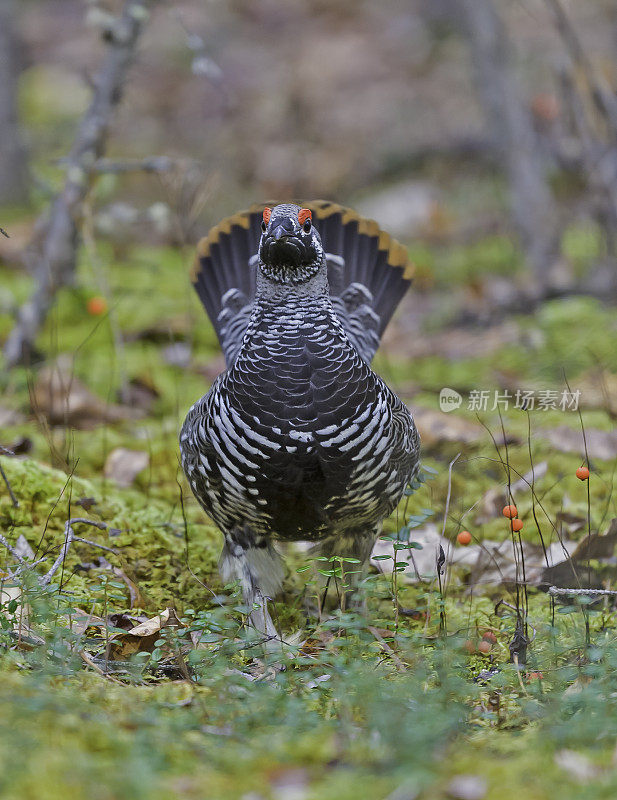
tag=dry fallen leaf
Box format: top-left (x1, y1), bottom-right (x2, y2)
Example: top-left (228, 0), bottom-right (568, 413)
top-left (475, 463), bottom-right (548, 524)
top-left (554, 750), bottom-right (599, 782)
top-left (104, 447), bottom-right (149, 488)
top-left (32, 355), bottom-right (142, 429)
top-left (537, 426), bottom-right (617, 461)
top-left (413, 407), bottom-right (486, 447)
top-left (120, 377), bottom-right (160, 413)
top-left (388, 321), bottom-right (521, 361)
top-left (446, 774), bottom-right (487, 800)
top-left (106, 607), bottom-right (184, 660)
top-left (66, 607), bottom-right (107, 636)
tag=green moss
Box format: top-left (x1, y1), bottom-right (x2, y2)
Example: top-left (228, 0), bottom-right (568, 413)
top-left (0, 457), bottom-right (220, 613)
top-left (1, 226), bottom-right (617, 798)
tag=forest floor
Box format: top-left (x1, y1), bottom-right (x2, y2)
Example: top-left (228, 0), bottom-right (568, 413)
top-left (1, 226), bottom-right (617, 800)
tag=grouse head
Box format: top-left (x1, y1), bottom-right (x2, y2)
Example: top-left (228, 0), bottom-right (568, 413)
top-left (258, 203), bottom-right (324, 284)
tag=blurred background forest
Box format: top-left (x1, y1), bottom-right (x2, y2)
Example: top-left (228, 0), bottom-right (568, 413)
top-left (2, 2), bottom-right (617, 799)
top-left (3, 0), bottom-right (617, 352)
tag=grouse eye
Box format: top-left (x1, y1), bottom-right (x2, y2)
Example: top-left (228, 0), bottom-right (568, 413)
top-left (303, 218), bottom-right (312, 233)
top-left (261, 219), bottom-right (267, 233)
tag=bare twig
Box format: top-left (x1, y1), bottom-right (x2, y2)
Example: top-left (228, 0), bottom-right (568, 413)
top-left (367, 626), bottom-right (407, 673)
top-left (79, 649), bottom-right (123, 684)
top-left (39, 518), bottom-right (109, 587)
top-left (0, 457), bottom-right (19, 508)
top-left (73, 537), bottom-right (118, 555)
top-left (0, 531), bottom-right (26, 564)
top-left (4, 0), bottom-right (157, 367)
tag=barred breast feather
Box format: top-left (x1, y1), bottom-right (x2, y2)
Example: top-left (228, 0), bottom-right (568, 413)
top-left (180, 201), bottom-right (419, 629)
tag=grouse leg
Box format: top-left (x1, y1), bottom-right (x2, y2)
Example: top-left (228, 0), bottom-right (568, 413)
top-left (219, 526), bottom-right (285, 641)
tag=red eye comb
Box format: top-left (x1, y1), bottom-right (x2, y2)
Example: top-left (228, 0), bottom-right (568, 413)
top-left (263, 207), bottom-right (272, 224)
top-left (298, 208), bottom-right (312, 225)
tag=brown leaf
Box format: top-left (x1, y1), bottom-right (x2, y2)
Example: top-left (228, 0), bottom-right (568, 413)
top-left (107, 612), bottom-right (149, 631)
top-left (555, 510), bottom-right (587, 535)
top-left (106, 607), bottom-right (183, 660)
top-left (104, 447), bottom-right (149, 488)
top-left (537, 426), bottom-right (617, 461)
top-left (389, 320), bottom-right (521, 361)
top-left (124, 318), bottom-right (189, 344)
top-left (32, 355), bottom-right (142, 429)
top-left (446, 774), bottom-right (487, 800)
top-left (571, 521), bottom-right (617, 561)
top-left (476, 463), bottom-right (548, 524)
top-left (0, 407), bottom-right (25, 428)
top-left (554, 750), bottom-right (599, 782)
top-left (573, 369), bottom-right (617, 416)
top-left (413, 407), bottom-right (485, 447)
top-left (66, 607), bottom-right (107, 636)
top-left (0, 436), bottom-right (32, 455)
top-left (119, 377), bottom-right (160, 412)
top-left (75, 496), bottom-right (98, 511)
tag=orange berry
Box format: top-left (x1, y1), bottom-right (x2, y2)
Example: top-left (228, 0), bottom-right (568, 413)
top-left (576, 466), bottom-right (590, 481)
top-left (87, 296), bottom-right (107, 315)
top-left (526, 671), bottom-right (543, 681)
top-left (478, 640), bottom-right (492, 654)
top-left (463, 640), bottom-right (476, 654)
top-left (457, 530), bottom-right (472, 546)
top-left (510, 518), bottom-right (524, 532)
top-left (482, 631), bottom-right (497, 644)
top-left (502, 504), bottom-right (518, 519)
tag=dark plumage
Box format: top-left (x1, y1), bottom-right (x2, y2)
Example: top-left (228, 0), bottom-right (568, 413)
top-left (180, 201), bottom-right (419, 636)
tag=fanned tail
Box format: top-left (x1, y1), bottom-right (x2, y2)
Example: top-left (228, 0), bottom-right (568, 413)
top-left (191, 201), bottom-right (414, 364)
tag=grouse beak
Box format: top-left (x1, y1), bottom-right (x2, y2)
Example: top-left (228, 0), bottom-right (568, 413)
top-left (271, 222), bottom-right (295, 242)
top-left (263, 219), bottom-right (305, 267)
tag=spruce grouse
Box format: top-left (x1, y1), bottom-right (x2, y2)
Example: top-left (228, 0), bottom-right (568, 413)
top-left (180, 202), bottom-right (419, 636)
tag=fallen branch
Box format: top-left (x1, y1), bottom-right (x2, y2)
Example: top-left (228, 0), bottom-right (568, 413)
top-left (3, 0), bottom-right (157, 367)
top-left (548, 586), bottom-right (617, 598)
top-left (0, 517), bottom-right (114, 587)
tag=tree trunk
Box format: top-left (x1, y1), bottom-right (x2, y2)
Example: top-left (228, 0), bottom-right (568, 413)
top-left (0, 0), bottom-right (28, 205)
top-left (457, 0), bottom-right (561, 294)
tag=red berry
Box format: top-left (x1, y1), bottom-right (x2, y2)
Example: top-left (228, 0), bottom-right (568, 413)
top-left (510, 518), bottom-right (524, 532)
top-left (527, 671), bottom-right (543, 681)
top-left (478, 640), bottom-right (492, 654)
top-left (502, 504), bottom-right (518, 519)
top-left (576, 466), bottom-right (590, 481)
top-left (87, 296), bottom-right (107, 316)
top-left (457, 530), bottom-right (472, 546)
top-left (482, 631), bottom-right (497, 644)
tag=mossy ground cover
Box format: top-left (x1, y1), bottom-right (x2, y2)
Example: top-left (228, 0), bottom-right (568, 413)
top-left (1, 229), bottom-right (617, 799)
